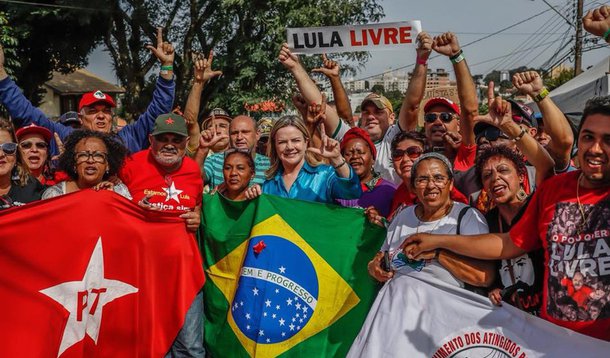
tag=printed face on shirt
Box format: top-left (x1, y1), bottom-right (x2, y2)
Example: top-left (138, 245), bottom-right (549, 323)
top-left (413, 159), bottom-right (453, 210)
top-left (74, 137), bottom-right (108, 188)
top-left (424, 104), bottom-right (459, 146)
top-left (480, 155), bottom-right (524, 205)
top-left (342, 137), bottom-right (373, 180)
top-left (274, 125), bottom-right (308, 169)
top-left (223, 152), bottom-right (254, 198)
top-left (18, 133), bottom-right (48, 173)
top-left (0, 130), bottom-right (16, 178)
top-left (577, 113), bottom-right (610, 187)
top-left (79, 104), bottom-right (113, 133)
top-left (230, 116), bottom-right (259, 150)
top-left (391, 139), bottom-right (424, 182)
top-left (150, 133), bottom-right (188, 171)
top-left (359, 103), bottom-right (393, 142)
top-left (499, 254), bottom-right (535, 287)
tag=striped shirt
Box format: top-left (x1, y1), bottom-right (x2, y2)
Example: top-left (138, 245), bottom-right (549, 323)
top-left (203, 152), bottom-right (270, 189)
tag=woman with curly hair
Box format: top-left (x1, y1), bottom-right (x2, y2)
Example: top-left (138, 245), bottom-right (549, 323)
top-left (0, 118), bottom-right (44, 210)
top-left (42, 130), bottom-right (131, 199)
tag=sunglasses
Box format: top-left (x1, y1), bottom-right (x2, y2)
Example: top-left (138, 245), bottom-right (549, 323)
top-left (391, 146), bottom-right (423, 160)
top-left (19, 141), bottom-right (49, 150)
top-left (424, 112), bottom-right (455, 123)
top-left (476, 127), bottom-right (510, 142)
top-left (0, 142), bottom-right (17, 155)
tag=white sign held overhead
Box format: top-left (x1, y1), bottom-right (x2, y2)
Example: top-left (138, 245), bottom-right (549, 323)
top-left (287, 21), bottom-right (422, 55)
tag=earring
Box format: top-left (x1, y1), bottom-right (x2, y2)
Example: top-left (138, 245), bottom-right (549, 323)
top-left (516, 186), bottom-right (527, 201)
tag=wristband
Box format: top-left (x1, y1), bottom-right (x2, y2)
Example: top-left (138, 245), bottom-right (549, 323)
top-left (333, 159), bottom-right (347, 170)
top-left (416, 56), bottom-right (428, 66)
top-left (449, 49), bottom-right (464, 64)
top-left (512, 127), bottom-right (527, 143)
top-left (160, 65), bottom-right (173, 75)
top-left (533, 87), bottom-right (549, 103)
top-left (603, 28), bottom-right (610, 42)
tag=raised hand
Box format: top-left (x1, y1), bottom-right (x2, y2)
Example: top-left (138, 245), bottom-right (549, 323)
top-left (311, 54), bottom-right (340, 78)
top-left (443, 129), bottom-right (462, 151)
top-left (291, 93), bottom-right (309, 120)
top-left (278, 43), bottom-right (300, 70)
top-left (199, 118), bottom-right (229, 150)
top-left (477, 82), bottom-right (511, 129)
top-left (306, 122), bottom-right (341, 162)
top-left (194, 50), bottom-right (222, 84)
top-left (512, 71), bottom-right (544, 97)
top-left (146, 27), bottom-right (174, 66)
top-left (305, 93), bottom-right (327, 126)
top-left (416, 31), bottom-right (433, 62)
top-left (582, 5), bottom-right (610, 37)
top-left (432, 32), bottom-right (461, 57)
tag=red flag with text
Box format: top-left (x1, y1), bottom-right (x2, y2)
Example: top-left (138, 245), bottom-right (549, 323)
top-left (0, 190), bottom-right (205, 357)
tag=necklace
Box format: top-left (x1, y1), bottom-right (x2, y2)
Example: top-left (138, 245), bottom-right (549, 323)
top-left (415, 202), bottom-right (454, 234)
top-left (576, 173), bottom-right (589, 235)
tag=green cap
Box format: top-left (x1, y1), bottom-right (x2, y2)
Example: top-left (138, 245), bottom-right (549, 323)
top-left (151, 113), bottom-right (188, 137)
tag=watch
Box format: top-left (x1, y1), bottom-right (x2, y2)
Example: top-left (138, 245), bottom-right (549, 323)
top-left (534, 87), bottom-right (549, 103)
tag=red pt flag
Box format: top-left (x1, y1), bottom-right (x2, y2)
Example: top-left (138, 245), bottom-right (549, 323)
top-left (0, 190), bottom-right (204, 357)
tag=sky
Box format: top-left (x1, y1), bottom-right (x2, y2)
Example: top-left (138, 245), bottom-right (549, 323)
top-left (86, 0), bottom-right (609, 84)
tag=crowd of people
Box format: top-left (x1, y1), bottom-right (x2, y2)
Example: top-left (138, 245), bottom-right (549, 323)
top-left (0, 4), bottom-right (609, 356)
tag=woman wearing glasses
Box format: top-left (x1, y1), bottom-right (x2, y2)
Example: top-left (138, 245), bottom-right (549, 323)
top-left (354, 152), bottom-right (493, 354)
top-left (0, 118), bottom-right (44, 210)
top-left (15, 124), bottom-right (58, 185)
top-left (388, 131), bottom-right (468, 217)
top-left (42, 130), bottom-right (131, 199)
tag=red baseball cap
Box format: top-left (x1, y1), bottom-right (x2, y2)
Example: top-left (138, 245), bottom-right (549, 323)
top-left (15, 124), bottom-right (52, 143)
top-left (424, 97), bottom-right (461, 115)
top-left (340, 127), bottom-right (377, 160)
top-left (78, 90), bottom-right (116, 111)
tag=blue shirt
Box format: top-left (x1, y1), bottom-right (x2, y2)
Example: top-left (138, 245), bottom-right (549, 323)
top-left (0, 76), bottom-right (175, 156)
top-left (262, 162), bottom-right (362, 204)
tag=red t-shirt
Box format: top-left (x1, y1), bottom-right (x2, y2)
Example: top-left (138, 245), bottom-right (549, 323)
top-left (453, 143), bottom-right (476, 172)
top-left (389, 183), bottom-right (468, 217)
top-left (510, 170), bottom-right (610, 341)
top-left (120, 149), bottom-right (203, 213)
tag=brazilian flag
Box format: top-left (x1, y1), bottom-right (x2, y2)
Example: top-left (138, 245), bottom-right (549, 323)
top-left (200, 194), bottom-right (385, 357)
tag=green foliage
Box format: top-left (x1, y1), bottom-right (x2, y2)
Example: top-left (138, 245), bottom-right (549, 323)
top-left (105, 0), bottom-right (383, 118)
top-left (543, 68), bottom-right (574, 91)
top-left (0, 2), bottom-right (111, 106)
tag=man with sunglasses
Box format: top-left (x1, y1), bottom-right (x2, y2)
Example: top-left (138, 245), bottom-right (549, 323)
top-left (119, 112), bottom-right (204, 357)
top-left (0, 28), bottom-right (176, 157)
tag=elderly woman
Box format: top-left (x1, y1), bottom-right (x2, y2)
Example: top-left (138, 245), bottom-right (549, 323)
top-left (15, 124), bottom-right (59, 185)
top-left (0, 118), bottom-right (44, 210)
top-left (42, 130), bottom-right (130, 199)
top-left (337, 127), bottom-right (397, 217)
top-left (248, 115), bottom-right (361, 204)
top-left (217, 148), bottom-right (256, 201)
top-left (476, 146), bottom-right (547, 314)
top-left (350, 153), bottom-right (493, 355)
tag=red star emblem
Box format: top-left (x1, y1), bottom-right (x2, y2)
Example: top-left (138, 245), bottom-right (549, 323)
top-left (165, 118), bottom-right (174, 124)
top-left (253, 240), bottom-right (266, 255)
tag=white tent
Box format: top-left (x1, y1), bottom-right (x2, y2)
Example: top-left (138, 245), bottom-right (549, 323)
top-left (528, 56), bottom-right (610, 118)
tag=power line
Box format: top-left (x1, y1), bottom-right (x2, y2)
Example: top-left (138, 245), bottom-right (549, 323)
top-left (0, 0), bottom-right (101, 11)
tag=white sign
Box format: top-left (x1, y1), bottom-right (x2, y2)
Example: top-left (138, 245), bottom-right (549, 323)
top-left (287, 21), bottom-right (422, 55)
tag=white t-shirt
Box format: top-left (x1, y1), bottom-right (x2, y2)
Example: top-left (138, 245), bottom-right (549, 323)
top-left (381, 201), bottom-right (489, 287)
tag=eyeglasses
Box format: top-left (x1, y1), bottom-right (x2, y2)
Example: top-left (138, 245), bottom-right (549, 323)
top-left (476, 127), bottom-right (510, 142)
top-left (414, 174), bottom-right (449, 188)
top-left (0, 142), bottom-right (17, 155)
top-left (392, 146), bottom-right (423, 160)
top-left (19, 141), bottom-right (48, 150)
top-left (424, 112), bottom-right (455, 123)
top-left (75, 151), bottom-right (108, 163)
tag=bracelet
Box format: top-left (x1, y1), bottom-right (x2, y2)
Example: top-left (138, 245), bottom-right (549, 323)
top-left (333, 159), bottom-right (347, 170)
top-left (416, 56), bottom-right (428, 66)
top-left (160, 65), bottom-right (173, 75)
top-left (512, 127), bottom-right (527, 143)
top-left (603, 28), bottom-right (610, 42)
top-left (449, 49), bottom-right (464, 64)
top-left (534, 87), bottom-right (549, 102)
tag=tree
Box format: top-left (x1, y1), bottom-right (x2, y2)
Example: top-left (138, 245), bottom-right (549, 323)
top-left (0, 2), bottom-right (111, 105)
top-left (543, 68), bottom-right (574, 91)
top-left (104, 0), bottom-right (383, 119)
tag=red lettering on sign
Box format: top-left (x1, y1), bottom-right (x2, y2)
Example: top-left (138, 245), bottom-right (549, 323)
top-left (77, 290), bottom-right (88, 321)
top-left (368, 28), bottom-right (382, 45)
top-left (384, 27), bottom-right (398, 44)
top-left (350, 30), bottom-right (362, 46)
top-left (89, 288), bottom-right (107, 315)
top-left (400, 26), bottom-right (412, 43)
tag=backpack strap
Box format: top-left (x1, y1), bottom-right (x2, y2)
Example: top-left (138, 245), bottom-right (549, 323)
top-left (456, 206), bottom-right (470, 235)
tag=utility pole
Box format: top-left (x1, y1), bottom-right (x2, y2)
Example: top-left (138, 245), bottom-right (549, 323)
top-left (574, 0), bottom-right (584, 76)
